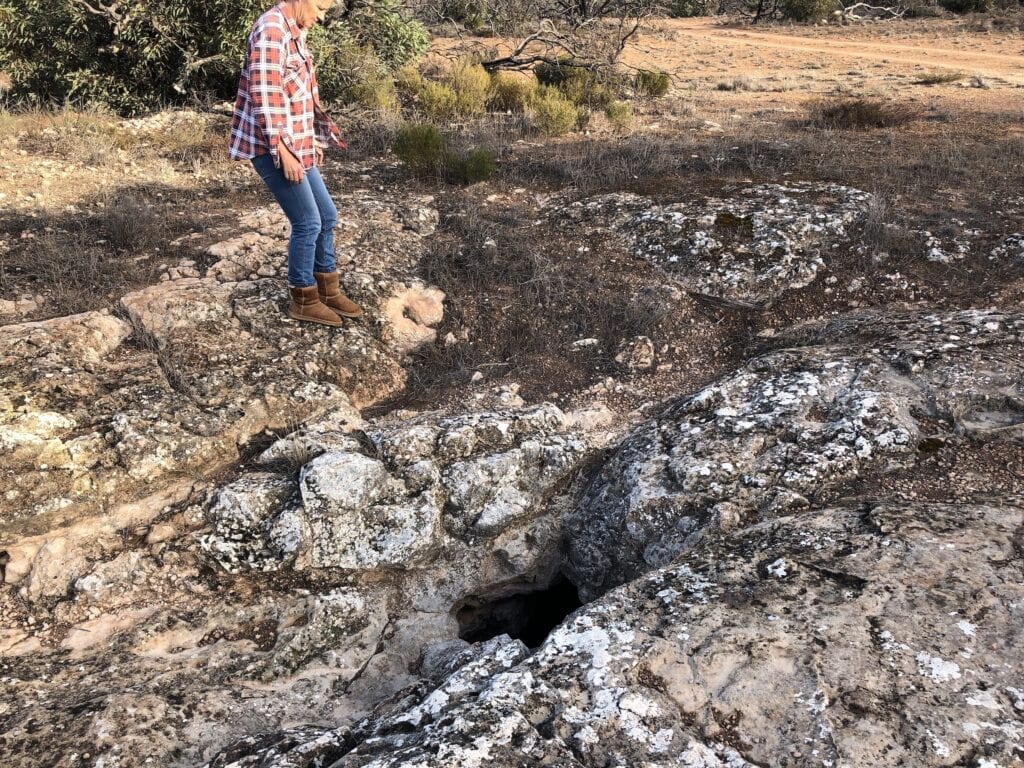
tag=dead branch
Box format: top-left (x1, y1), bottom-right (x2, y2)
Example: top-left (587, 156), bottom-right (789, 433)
top-left (838, 1), bottom-right (905, 17)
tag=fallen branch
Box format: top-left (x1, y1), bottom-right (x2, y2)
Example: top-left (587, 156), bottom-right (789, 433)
top-left (838, 2), bottom-right (905, 19)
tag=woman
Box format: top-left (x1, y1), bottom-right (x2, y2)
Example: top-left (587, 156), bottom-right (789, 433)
top-left (229, 0), bottom-right (363, 327)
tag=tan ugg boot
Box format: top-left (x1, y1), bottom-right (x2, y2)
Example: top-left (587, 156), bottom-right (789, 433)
top-left (288, 285), bottom-right (342, 327)
top-left (314, 271), bottom-right (364, 318)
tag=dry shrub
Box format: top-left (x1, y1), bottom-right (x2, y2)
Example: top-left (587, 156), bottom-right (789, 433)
top-left (449, 59), bottom-right (491, 116)
top-left (347, 69), bottom-right (400, 111)
top-left (915, 71), bottom-right (965, 85)
top-left (100, 191), bottom-right (165, 252)
top-left (806, 98), bottom-right (920, 130)
top-left (418, 80), bottom-right (460, 118)
top-left (0, 224), bottom-right (159, 316)
top-left (408, 59), bottom-right (490, 119)
top-left (395, 64), bottom-right (426, 95)
top-left (141, 120), bottom-right (230, 167)
top-left (405, 200), bottom-right (664, 398)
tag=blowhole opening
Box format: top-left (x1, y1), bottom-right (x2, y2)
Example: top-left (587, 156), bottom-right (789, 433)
top-left (455, 576), bottom-right (583, 649)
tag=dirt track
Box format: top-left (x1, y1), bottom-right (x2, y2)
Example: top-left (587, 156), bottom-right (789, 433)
top-left (644, 18), bottom-right (1024, 85)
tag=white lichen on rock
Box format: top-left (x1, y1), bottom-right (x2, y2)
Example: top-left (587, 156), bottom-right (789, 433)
top-left (549, 183), bottom-right (872, 304)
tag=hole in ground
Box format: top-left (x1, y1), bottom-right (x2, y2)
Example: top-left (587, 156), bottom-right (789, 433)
top-left (454, 576), bottom-right (583, 649)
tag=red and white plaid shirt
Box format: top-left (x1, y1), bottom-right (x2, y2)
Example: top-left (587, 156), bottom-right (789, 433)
top-left (229, 2), bottom-right (346, 169)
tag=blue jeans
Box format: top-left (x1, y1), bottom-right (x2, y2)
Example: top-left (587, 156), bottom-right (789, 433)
top-left (251, 154), bottom-right (337, 288)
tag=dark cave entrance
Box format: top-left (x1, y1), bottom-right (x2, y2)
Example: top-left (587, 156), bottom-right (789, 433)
top-left (454, 576), bottom-right (584, 649)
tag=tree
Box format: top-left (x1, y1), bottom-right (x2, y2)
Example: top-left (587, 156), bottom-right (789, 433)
top-left (0, 0), bottom-right (428, 114)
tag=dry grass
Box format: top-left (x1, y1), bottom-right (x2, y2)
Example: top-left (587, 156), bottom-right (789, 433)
top-left (399, 197), bottom-right (671, 401)
top-left (100, 190), bottom-right (167, 252)
top-left (914, 70), bottom-right (966, 85)
top-left (0, 226), bottom-right (158, 315)
top-left (0, 184), bottom-right (214, 316)
top-left (806, 97), bottom-right (921, 130)
top-left (8, 105), bottom-right (124, 166)
top-left (3, 106), bottom-right (231, 171)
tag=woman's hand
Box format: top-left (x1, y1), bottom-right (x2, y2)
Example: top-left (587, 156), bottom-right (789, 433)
top-left (280, 144), bottom-right (305, 183)
top-left (315, 143), bottom-right (324, 166)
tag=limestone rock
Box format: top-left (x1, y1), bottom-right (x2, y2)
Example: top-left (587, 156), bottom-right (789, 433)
top-left (550, 183), bottom-right (871, 305)
top-left (201, 474), bottom-right (301, 573)
top-left (212, 404), bottom-right (590, 572)
top-left (567, 309), bottom-right (1024, 599)
top-left (614, 335), bottom-right (656, 372)
top-left (245, 500), bottom-right (1023, 768)
top-left (300, 452), bottom-right (441, 569)
top-left (381, 283), bottom-right (446, 356)
top-left (262, 588), bottom-right (389, 680)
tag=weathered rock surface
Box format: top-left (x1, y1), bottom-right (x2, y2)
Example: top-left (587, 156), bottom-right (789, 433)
top-left (1, 402), bottom-right (595, 767)
top-left (206, 499), bottom-right (1024, 768)
top-left (1, 192), bottom-right (444, 600)
top-left (202, 403), bottom-right (590, 574)
top-left (550, 183), bottom-right (871, 304)
top-left (567, 309), bottom-right (1024, 599)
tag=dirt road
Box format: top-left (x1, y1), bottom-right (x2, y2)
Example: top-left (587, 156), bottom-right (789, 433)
top-left (641, 18), bottom-right (1024, 85)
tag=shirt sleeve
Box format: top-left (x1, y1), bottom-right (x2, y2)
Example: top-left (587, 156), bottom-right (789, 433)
top-left (247, 22), bottom-right (291, 167)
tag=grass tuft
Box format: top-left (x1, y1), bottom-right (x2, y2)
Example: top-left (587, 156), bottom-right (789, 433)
top-left (914, 71), bottom-right (965, 85)
top-left (806, 97), bottom-right (920, 130)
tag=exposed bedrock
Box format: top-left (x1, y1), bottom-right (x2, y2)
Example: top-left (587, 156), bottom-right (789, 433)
top-left (566, 309), bottom-right (1024, 600)
top-left (4, 173), bottom-right (1024, 768)
top-left (548, 182), bottom-right (872, 305)
top-left (0, 196), bottom-right (444, 602)
top-left (207, 500), bottom-right (1024, 768)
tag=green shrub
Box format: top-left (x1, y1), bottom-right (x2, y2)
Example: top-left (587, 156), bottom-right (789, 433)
top-left (418, 80), bottom-right (459, 119)
top-left (635, 69), bottom-right (672, 98)
top-left (780, 0), bottom-right (840, 20)
top-left (438, 0), bottom-right (489, 30)
top-left (560, 69), bottom-right (618, 109)
top-left (450, 147), bottom-right (497, 184)
top-left (309, 35), bottom-right (398, 109)
top-left (534, 60), bottom-right (625, 109)
top-left (0, 0), bottom-right (427, 115)
top-left (488, 71), bottom-right (536, 113)
top-left (604, 100), bottom-right (634, 131)
top-left (346, 0), bottom-right (430, 69)
top-left (669, 0), bottom-right (719, 15)
top-left (449, 60), bottom-right (491, 116)
top-left (395, 64), bottom-right (427, 95)
top-left (393, 122), bottom-right (446, 175)
top-left (529, 85), bottom-right (579, 135)
top-left (348, 72), bottom-right (399, 111)
top-left (392, 122), bottom-right (496, 184)
top-left (938, 0), bottom-right (992, 11)
top-left (409, 60), bottom-right (490, 119)
top-left (532, 60), bottom-right (618, 105)
top-left (534, 60), bottom-right (573, 87)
